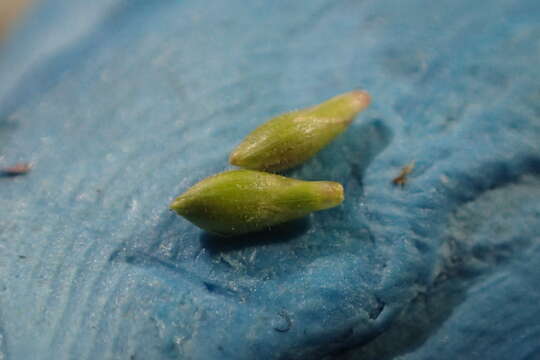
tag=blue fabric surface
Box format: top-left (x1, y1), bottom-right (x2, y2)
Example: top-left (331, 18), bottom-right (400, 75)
top-left (0, 1), bottom-right (539, 359)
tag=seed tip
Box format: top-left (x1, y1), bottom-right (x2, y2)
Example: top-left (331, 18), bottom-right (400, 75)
top-left (349, 90), bottom-right (371, 112)
top-left (170, 196), bottom-right (186, 214)
top-left (229, 149), bottom-right (242, 166)
top-left (319, 181), bottom-right (345, 209)
top-left (334, 182), bottom-right (345, 203)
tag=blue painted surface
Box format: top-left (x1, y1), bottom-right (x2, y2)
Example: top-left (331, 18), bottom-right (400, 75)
top-left (0, 0), bottom-right (539, 359)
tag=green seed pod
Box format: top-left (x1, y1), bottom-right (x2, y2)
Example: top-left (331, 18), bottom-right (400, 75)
top-left (229, 90), bottom-right (371, 172)
top-left (170, 170), bottom-right (344, 236)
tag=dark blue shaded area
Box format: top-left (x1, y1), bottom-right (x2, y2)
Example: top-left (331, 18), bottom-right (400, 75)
top-left (0, 0), bottom-right (539, 359)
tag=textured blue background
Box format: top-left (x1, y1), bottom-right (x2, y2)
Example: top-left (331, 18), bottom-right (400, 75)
top-left (1, 1), bottom-right (539, 359)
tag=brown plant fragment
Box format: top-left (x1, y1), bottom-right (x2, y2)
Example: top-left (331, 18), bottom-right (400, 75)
top-left (1, 163), bottom-right (32, 176)
top-left (392, 161), bottom-right (415, 187)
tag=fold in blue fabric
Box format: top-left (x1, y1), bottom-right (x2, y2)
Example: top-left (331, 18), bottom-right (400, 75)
top-left (0, 1), bottom-right (539, 359)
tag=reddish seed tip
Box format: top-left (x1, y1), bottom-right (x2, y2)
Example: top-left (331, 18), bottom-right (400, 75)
top-left (349, 90), bottom-right (371, 111)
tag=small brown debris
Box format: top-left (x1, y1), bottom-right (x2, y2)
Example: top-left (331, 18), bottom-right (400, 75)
top-left (392, 161), bottom-right (415, 187)
top-left (1, 163), bottom-right (32, 176)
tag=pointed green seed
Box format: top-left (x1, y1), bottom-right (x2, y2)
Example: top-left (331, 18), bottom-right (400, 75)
top-left (170, 170), bottom-right (344, 236)
top-left (229, 90), bottom-right (371, 172)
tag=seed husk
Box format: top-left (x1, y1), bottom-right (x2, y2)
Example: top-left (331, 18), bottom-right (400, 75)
top-left (170, 170), bottom-right (344, 236)
top-left (229, 90), bottom-right (371, 172)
